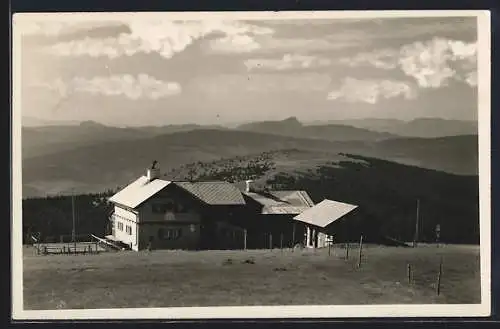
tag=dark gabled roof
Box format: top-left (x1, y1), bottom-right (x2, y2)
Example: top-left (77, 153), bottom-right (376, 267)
top-left (173, 181), bottom-right (246, 206)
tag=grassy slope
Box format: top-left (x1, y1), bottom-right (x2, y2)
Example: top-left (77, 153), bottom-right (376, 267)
top-left (23, 245), bottom-right (480, 309)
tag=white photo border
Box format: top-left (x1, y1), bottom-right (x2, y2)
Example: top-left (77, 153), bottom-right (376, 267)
top-left (11, 9), bottom-right (492, 320)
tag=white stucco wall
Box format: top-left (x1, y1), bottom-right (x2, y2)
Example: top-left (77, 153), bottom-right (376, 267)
top-left (114, 206), bottom-right (138, 222)
top-left (112, 205), bottom-right (139, 250)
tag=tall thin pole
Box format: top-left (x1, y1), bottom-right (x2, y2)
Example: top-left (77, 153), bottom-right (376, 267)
top-left (357, 235), bottom-right (364, 268)
top-left (243, 228), bottom-right (247, 251)
top-left (72, 191), bottom-right (76, 252)
top-left (413, 199), bottom-right (420, 248)
top-left (436, 256), bottom-right (443, 296)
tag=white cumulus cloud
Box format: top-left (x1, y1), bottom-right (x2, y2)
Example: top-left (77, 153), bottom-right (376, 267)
top-left (244, 54), bottom-right (331, 71)
top-left (208, 34), bottom-right (263, 54)
top-left (338, 38), bottom-right (477, 88)
top-left (327, 77), bottom-right (416, 104)
top-left (210, 36), bottom-right (357, 55)
top-left (399, 38), bottom-right (477, 88)
top-left (42, 20), bottom-right (275, 60)
top-left (465, 71), bottom-right (478, 87)
top-left (39, 74), bottom-right (181, 100)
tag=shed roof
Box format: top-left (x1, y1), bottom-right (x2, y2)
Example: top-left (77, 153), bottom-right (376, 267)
top-left (108, 176), bottom-right (171, 209)
top-left (174, 181), bottom-right (246, 205)
top-left (293, 199), bottom-right (358, 228)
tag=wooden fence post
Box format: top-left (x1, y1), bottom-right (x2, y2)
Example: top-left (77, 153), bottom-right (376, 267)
top-left (357, 235), bottom-right (364, 268)
top-left (407, 263), bottom-right (412, 284)
top-left (328, 241), bottom-right (331, 256)
top-left (346, 243), bottom-right (349, 260)
top-left (436, 257), bottom-right (443, 296)
top-left (243, 229), bottom-right (247, 251)
top-left (269, 233), bottom-right (273, 251)
top-left (280, 233), bottom-right (283, 252)
top-left (291, 223), bottom-right (296, 252)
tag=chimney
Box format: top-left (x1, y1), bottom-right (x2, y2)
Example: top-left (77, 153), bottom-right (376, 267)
top-left (245, 180), bottom-right (253, 193)
top-left (147, 160), bottom-right (160, 181)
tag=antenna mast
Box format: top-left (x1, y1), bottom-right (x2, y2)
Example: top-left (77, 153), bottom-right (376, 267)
top-left (72, 190), bottom-right (76, 251)
top-left (413, 199), bottom-right (420, 248)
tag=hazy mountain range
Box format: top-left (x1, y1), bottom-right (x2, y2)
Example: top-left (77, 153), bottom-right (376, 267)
top-left (20, 116), bottom-right (479, 198)
top-left (304, 117), bottom-right (478, 138)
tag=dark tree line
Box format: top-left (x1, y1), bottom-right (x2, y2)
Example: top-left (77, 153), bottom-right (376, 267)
top-left (22, 191), bottom-right (115, 243)
top-left (267, 155), bottom-right (480, 244)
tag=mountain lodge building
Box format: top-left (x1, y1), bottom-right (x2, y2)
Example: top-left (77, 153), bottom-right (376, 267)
top-left (106, 162), bottom-right (359, 251)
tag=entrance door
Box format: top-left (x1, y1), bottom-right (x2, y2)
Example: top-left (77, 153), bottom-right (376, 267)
top-left (199, 218), bottom-right (217, 250)
top-left (305, 226), bottom-right (318, 248)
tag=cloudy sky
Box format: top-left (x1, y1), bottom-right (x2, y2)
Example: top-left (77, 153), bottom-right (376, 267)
top-left (15, 14), bottom-right (479, 126)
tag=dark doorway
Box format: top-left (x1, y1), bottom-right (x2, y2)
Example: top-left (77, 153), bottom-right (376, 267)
top-left (199, 218), bottom-right (217, 250)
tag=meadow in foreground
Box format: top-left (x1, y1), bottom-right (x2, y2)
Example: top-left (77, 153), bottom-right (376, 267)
top-left (23, 244), bottom-right (480, 310)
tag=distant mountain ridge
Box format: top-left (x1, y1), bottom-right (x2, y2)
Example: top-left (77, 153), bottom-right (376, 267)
top-left (236, 116), bottom-right (397, 141)
top-left (306, 117), bottom-right (478, 138)
top-left (22, 120), bottom-right (228, 159)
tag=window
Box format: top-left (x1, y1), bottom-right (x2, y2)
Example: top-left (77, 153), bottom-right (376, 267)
top-left (165, 201), bottom-right (175, 212)
top-left (157, 228), bottom-right (183, 240)
top-left (152, 200), bottom-right (182, 214)
top-left (177, 203), bottom-right (189, 213)
top-left (126, 225), bottom-right (132, 235)
top-left (117, 222), bottom-right (124, 231)
top-left (172, 228), bottom-right (182, 239)
top-left (152, 204), bottom-right (167, 214)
